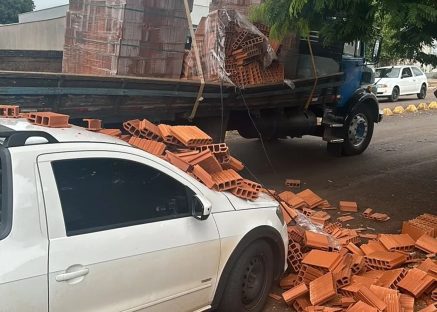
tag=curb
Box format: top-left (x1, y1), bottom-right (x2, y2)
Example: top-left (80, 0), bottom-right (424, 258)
top-left (383, 101), bottom-right (437, 116)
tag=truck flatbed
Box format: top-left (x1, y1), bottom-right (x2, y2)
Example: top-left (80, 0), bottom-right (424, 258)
top-left (0, 71), bottom-right (343, 123)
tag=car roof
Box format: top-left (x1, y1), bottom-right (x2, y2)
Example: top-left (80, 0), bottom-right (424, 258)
top-left (0, 117), bottom-right (129, 146)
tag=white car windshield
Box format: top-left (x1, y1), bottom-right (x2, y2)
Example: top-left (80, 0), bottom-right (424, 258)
top-left (375, 68), bottom-right (400, 78)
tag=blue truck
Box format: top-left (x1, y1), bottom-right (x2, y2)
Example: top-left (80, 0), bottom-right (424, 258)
top-left (0, 36), bottom-right (381, 156)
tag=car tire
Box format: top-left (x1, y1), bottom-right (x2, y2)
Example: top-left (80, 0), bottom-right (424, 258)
top-left (342, 104), bottom-right (374, 156)
top-left (389, 86), bottom-right (399, 102)
top-left (217, 240), bottom-right (274, 312)
top-left (417, 84), bottom-right (427, 99)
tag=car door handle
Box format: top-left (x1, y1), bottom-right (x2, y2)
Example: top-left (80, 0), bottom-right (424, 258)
top-left (56, 268), bottom-right (89, 282)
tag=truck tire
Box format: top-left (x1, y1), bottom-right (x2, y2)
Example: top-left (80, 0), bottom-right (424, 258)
top-left (389, 86), bottom-right (399, 102)
top-left (342, 104), bottom-right (374, 156)
top-left (217, 240), bottom-right (274, 312)
top-left (417, 84), bottom-right (427, 99)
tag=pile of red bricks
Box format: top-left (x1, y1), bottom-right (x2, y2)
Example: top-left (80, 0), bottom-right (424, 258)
top-left (267, 186), bottom-right (437, 312)
top-left (63, 0), bottom-right (192, 78)
top-left (90, 118), bottom-right (261, 201)
top-left (182, 9), bottom-right (284, 87)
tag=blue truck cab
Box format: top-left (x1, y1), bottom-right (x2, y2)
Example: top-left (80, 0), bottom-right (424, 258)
top-left (323, 40), bottom-right (383, 156)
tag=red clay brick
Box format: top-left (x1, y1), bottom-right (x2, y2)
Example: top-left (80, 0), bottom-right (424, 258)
top-left (158, 124), bottom-right (181, 145)
top-left (304, 231), bottom-right (331, 251)
top-left (282, 283), bottom-right (308, 304)
top-left (211, 169), bottom-right (243, 191)
top-left (139, 119), bottom-right (163, 142)
top-left (192, 164), bottom-right (216, 189)
top-left (83, 118), bottom-right (102, 131)
top-left (345, 243), bottom-right (365, 256)
top-left (379, 234), bottom-right (415, 252)
top-left (296, 189), bottom-right (324, 208)
top-left (184, 150), bottom-right (223, 174)
top-left (309, 272), bottom-right (337, 306)
top-left (170, 125), bottom-right (213, 147)
top-left (354, 286), bottom-right (387, 311)
top-left (374, 268), bottom-right (406, 289)
top-left (398, 268), bottom-right (435, 298)
top-left (302, 250), bottom-right (342, 272)
top-left (0, 105), bottom-right (20, 118)
top-left (415, 234), bottom-right (437, 254)
top-left (364, 251), bottom-right (407, 270)
top-left (166, 151), bottom-right (191, 172)
top-left (339, 201), bottom-right (358, 212)
top-left (129, 137), bottom-right (166, 156)
top-left (231, 182), bottom-right (260, 201)
top-left (123, 119), bottom-right (142, 137)
top-left (30, 112), bottom-right (70, 128)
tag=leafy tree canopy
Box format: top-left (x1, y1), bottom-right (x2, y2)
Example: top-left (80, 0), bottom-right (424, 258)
top-left (250, 0), bottom-right (437, 66)
top-left (0, 0), bottom-right (35, 24)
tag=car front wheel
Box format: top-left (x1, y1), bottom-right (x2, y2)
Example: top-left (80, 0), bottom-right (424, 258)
top-left (217, 240), bottom-right (274, 312)
top-left (417, 84), bottom-right (427, 99)
top-left (389, 86), bottom-right (399, 102)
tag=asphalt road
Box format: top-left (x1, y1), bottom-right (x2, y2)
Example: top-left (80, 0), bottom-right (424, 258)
top-left (225, 90), bottom-right (437, 311)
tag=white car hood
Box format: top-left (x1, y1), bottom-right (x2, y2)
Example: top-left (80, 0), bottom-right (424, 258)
top-left (223, 192), bottom-right (280, 210)
top-left (375, 77), bottom-right (396, 86)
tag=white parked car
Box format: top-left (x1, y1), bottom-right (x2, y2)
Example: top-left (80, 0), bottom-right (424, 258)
top-left (374, 65), bottom-right (428, 102)
top-left (0, 118), bottom-right (288, 312)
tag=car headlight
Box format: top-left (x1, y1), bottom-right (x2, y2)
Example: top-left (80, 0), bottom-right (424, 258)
top-left (376, 84), bottom-right (388, 88)
top-left (276, 206), bottom-right (285, 225)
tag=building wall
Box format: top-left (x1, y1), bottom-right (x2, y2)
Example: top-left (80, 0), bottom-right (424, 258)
top-left (19, 5), bottom-right (69, 23)
top-left (0, 17), bottom-right (66, 51)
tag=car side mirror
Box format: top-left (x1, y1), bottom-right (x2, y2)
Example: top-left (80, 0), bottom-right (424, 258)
top-left (191, 194), bottom-right (212, 221)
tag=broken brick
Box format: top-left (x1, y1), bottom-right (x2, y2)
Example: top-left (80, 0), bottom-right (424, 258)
top-left (415, 234), bottom-right (437, 254)
top-left (397, 268), bottom-right (435, 298)
top-left (296, 189), bottom-right (324, 208)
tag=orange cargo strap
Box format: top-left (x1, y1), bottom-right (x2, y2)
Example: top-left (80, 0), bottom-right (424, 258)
top-left (184, 0), bottom-right (205, 121)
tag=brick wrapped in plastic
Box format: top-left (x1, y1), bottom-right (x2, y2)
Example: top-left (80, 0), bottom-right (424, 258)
top-left (63, 0), bottom-right (193, 78)
top-left (181, 9), bottom-right (282, 87)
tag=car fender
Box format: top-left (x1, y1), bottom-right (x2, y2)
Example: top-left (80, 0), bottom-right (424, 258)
top-left (210, 210), bottom-right (287, 309)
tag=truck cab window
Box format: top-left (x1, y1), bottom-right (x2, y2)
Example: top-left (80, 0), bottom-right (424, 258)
top-left (51, 158), bottom-right (193, 236)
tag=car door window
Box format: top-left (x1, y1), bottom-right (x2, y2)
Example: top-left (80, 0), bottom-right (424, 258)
top-left (402, 68), bottom-right (413, 78)
top-left (51, 158), bottom-right (194, 236)
top-left (412, 67), bottom-right (424, 76)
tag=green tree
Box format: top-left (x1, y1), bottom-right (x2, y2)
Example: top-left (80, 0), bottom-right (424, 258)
top-left (250, 0), bottom-right (437, 66)
top-left (0, 0), bottom-right (35, 24)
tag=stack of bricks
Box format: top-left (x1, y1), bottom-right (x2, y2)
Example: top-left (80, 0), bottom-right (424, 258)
top-left (181, 9), bottom-right (284, 87)
top-left (63, 0), bottom-right (193, 78)
top-left (116, 118), bottom-right (260, 200)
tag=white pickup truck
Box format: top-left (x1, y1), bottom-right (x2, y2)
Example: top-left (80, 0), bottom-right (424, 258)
top-left (0, 118), bottom-right (287, 312)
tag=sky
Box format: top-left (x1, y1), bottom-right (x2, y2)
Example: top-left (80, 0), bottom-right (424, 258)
top-left (34, 0), bottom-right (68, 10)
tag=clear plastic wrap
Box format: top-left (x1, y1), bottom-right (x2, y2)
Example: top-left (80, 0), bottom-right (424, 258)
top-left (182, 9), bottom-right (282, 87)
top-left (294, 210), bottom-right (341, 250)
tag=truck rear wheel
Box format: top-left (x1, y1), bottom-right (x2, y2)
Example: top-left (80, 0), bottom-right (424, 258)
top-left (342, 105), bottom-right (374, 156)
